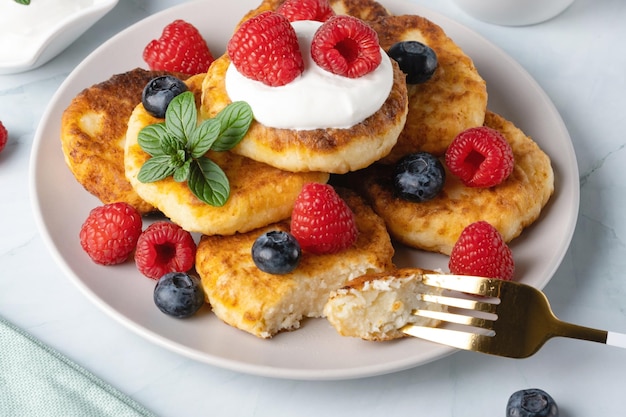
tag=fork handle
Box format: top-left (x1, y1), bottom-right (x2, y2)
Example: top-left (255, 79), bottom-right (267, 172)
top-left (606, 332), bottom-right (626, 348)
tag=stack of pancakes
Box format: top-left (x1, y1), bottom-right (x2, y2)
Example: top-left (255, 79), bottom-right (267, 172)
top-left (60, 0), bottom-right (554, 340)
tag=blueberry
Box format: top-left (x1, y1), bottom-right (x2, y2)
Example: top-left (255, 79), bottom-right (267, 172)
top-left (506, 389), bottom-right (559, 417)
top-left (252, 230), bottom-right (301, 275)
top-left (393, 152), bottom-right (445, 202)
top-left (142, 75), bottom-right (188, 118)
top-left (388, 41), bottom-right (438, 84)
top-left (153, 272), bottom-right (205, 318)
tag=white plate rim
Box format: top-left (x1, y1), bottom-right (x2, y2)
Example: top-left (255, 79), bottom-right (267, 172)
top-left (28, 0), bottom-right (579, 380)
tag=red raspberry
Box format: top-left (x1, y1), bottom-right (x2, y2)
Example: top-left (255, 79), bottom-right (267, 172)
top-left (0, 121), bottom-right (7, 153)
top-left (134, 221), bottom-right (196, 279)
top-left (445, 126), bottom-right (514, 188)
top-left (228, 11), bottom-right (304, 87)
top-left (143, 19), bottom-right (215, 75)
top-left (290, 183), bottom-right (358, 254)
top-left (79, 203), bottom-right (143, 265)
top-left (310, 15), bottom-right (382, 78)
top-left (277, 0), bottom-right (335, 22)
top-left (448, 221), bottom-right (514, 281)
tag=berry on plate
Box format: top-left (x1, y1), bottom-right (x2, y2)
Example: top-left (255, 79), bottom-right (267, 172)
top-left (311, 15), bottom-right (382, 78)
top-left (0, 121), bottom-right (7, 153)
top-left (445, 126), bottom-right (514, 188)
top-left (252, 230), bottom-right (301, 274)
top-left (506, 388), bottom-right (559, 417)
top-left (448, 220), bottom-right (514, 280)
top-left (227, 11), bottom-right (304, 87)
top-left (143, 19), bottom-right (214, 75)
top-left (79, 202), bottom-right (143, 265)
top-left (387, 40), bottom-right (438, 84)
top-left (153, 272), bottom-right (205, 318)
top-left (277, 0), bottom-right (335, 22)
top-left (393, 152), bottom-right (445, 202)
top-left (135, 221), bottom-right (196, 279)
top-left (141, 75), bottom-right (188, 119)
top-left (290, 183), bottom-right (358, 254)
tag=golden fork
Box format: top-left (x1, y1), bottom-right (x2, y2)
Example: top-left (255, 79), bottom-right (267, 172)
top-left (401, 274), bottom-right (626, 358)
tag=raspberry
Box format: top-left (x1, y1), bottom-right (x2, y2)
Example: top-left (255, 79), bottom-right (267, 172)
top-left (277, 0), bottom-right (335, 22)
top-left (445, 126), bottom-right (514, 188)
top-left (290, 183), bottom-right (358, 254)
top-left (448, 221), bottom-right (514, 281)
top-left (79, 202), bottom-right (143, 265)
top-left (310, 15), bottom-right (382, 78)
top-left (227, 11), bottom-right (304, 87)
top-left (134, 221), bottom-right (196, 279)
top-left (143, 19), bottom-right (215, 75)
top-left (0, 121), bottom-right (7, 153)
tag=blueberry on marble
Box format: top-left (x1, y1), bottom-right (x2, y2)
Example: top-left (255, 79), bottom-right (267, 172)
top-left (393, 151), bottom-right (445, 202)
top-left (506, 388), bottom-right (559, 417)
top-left (252, 230), bottom-right (301, 275)
top-left (153, 272), bottom-right (205, 318)
top-left (142, 75), bottom-right (188, 118)
top-left (388, 41), bottom-right (438, 84)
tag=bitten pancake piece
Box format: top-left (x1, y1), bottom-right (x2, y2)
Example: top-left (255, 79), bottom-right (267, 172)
top-left (61, 68), bottom-right (188, 214)
top-left (355, 111), bottom-right (554, 255)
top-left (196, 188), bottom-right (394, 338)
top-left (369, 15), bottom-right (488, 162)
top-left (201, 54), bottom-right (408, 174)
top-left (324, 268), bottom-right (446, 341)
top-left (125, 75), bottom-right (329, 236)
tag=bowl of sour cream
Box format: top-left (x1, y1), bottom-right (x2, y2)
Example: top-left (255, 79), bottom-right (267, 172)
top-left (0, 0), bottom-right (118, 75)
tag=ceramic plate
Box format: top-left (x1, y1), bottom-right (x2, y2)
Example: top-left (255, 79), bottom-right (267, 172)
top-left (29, 0), bottom-right (579, 380)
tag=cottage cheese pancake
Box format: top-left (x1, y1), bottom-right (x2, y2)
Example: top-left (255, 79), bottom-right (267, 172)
top-left (242, 0), bottom-right (390, 23)
top-left (60, 68), bottom-right (187, 214)
top-left (125, 74), bottom-right (329, 235)
top-left (369, 15), bottom-right (488, 162)
top-left (356, 111), bottom-right (554, 255)
top-left (324, 268), bottom-right (446, 341)
top-left (196, 188), bottom-right (394, 338)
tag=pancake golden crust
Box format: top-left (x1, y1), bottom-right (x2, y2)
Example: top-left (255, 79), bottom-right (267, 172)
top-left (369, 15), bottom-right (488, 162)
top-left (196, 188), bottom-right (395, 338)
top-left (324, 268), bottom-right (446, 341)
top-left (241, 0), bottom-right (390, 22)
top-left (201, 55), bottom-right (408, 173)
top-left (125, 74), bottom-right (329, 236)
top-left (355, 111), bottom-right (554, 255)
top-left (61, 68), bottom-right (189, 214)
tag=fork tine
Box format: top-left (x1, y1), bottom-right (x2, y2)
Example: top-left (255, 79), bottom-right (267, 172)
top-left (401, 324), bottom-right (494, 351)
top-left (412, 309), bottom-right (495, 331)
top-left (422, 274), bottom-right (503, 298)
top-left (419, 293), bottom-right (498, 314)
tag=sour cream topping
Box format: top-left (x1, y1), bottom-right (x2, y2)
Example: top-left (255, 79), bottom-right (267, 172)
top-left (225, 20), bottom-right (394, 130)
top-left (0, 0), bottom-right (95, 64)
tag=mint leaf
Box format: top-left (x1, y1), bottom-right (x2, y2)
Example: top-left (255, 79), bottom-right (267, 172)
top-left (188, 158), bottom-right (230, 207)
top-left (173, 159), bottom-right (192, 183)
top-left (212, 101), bottom-right (253, 151)
top-left (14, 0), bottom-right (30, 5)
top-left (138, 123), bottom-right (168, 156)
top-left (189, 118), bottom-right (220, 158)
top-left (138, 155), bottom-right (177, 183)
top-left (165, 91), bottom-right (197, 143)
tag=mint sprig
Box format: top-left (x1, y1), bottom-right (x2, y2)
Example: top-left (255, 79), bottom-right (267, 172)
top-left (14, 0), bottom-right (30, 4)
top-left (137, 92), bottom-right (253, 207)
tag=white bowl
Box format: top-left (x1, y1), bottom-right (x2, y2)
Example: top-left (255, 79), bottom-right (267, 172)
top-left (0, 0), bottom-right (118, 75)
top-left (451, 0), bottom-right (575, 26)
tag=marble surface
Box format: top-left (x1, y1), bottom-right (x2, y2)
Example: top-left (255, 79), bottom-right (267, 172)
top-left (1, 0), bottom-right (625, 415)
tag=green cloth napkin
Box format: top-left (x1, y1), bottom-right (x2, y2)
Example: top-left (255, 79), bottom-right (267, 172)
top-left (0, 315), bottom-right (157, 417)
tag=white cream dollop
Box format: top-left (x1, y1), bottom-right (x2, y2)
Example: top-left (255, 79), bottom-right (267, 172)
top-left (0, 0), bottom-right (95, 64)
top-left (224, 20), bottom-right (394, 130)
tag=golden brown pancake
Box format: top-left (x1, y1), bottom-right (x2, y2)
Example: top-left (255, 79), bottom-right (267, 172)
top-left (201, 54), bottom-right (408, 174)
top-left (354, 111), bottom-right (554, 255)
top-left (369, 15), bottom-right (488, 162)
top-left (60, 68), bottom-right (189, 214)
top-left (125, 74), bottom-right (329, 236)
top-left (324, 268), bottom-right (446, 341)
top-left (241, 0), bottom-right (390, 22)
top-left (196, 188), bottom-right (394, 338)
